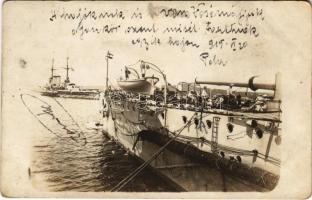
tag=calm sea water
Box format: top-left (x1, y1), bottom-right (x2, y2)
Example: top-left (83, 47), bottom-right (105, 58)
top-left (29, 96), bottom-right (176, 192)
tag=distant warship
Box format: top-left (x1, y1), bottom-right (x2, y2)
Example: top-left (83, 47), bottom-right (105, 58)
top-left (100, 52), bottom-right (281, 192)
top-left (41, 57), bottom-right (100, 100)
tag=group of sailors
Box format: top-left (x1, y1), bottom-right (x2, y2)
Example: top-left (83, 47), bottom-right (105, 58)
top-left (107, 89), bottom-right (270, 112)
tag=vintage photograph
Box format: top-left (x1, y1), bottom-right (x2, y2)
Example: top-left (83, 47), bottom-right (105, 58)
top-left (1, 1), bottom-right (311, 198)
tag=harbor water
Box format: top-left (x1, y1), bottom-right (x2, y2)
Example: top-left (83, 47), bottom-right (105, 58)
top-left (29, 95), bottom-right (176, 192)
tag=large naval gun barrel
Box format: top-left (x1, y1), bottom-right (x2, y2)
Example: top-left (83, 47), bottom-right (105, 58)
top-left (195, 73), bottom-right (281, 100)
top-left (196, 73), bottom-right (281, 113)
top-left (195, 76), bottom-right (275, 91)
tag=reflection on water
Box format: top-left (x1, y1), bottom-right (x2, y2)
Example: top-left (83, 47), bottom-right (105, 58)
top-left (30, 97), bottom-right (176, 192)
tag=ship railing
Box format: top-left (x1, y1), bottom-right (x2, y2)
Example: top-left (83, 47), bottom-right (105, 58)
top-left (107, 89), bottom-right (281, 116)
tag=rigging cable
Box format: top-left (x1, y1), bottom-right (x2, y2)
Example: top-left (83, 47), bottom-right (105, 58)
top-left (110, 113), bottom-right (196, 192)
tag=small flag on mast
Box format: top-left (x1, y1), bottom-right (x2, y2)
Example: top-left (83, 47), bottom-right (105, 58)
top-left (106, 51), bottom-right (113, 59)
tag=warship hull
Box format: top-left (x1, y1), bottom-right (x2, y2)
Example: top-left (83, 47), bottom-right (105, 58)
top-left (41, 90), bottom-right (99, 100)
top-left (101, 100), bottom-right (280, 191)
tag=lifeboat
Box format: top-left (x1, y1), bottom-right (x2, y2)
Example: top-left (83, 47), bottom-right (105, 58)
top-left (117, 77), bottom-right (159, 94)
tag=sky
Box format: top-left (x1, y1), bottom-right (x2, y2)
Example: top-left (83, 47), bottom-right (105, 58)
top-left (2, 1), bottom-right (310, 91)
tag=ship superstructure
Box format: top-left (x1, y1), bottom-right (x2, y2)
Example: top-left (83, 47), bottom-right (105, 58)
top-left (100, 54), bottom-right (281, 191)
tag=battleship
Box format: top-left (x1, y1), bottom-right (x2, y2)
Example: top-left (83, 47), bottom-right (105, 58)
top-left (40, 57), bottom-right (100, 100)
top-left (99, 52), bottom-right (281, 192)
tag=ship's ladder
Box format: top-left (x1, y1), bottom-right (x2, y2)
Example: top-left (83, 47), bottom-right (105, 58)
top-left (211, 116), bottom-right (220, 154)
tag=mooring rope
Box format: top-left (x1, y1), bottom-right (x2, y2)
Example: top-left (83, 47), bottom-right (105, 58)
top-left (110, 113), bottom-right (196, 192)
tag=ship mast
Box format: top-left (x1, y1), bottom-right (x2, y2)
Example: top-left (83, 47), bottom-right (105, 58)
top-left (106, 51), bottom-right (113, 90)
top-left (51, 58), bottom-right (55, 78)
top-left (49, 58), bottom-right (56, 84)
top-left (65, 57), bottom-right (70, 84)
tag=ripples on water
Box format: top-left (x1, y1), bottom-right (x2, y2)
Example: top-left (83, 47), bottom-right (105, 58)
top-left (30, 97), bottom-right (176, 192)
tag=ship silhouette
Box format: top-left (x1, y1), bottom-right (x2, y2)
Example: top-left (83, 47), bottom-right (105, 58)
top-left (41, 57), bottom-right (100, 100)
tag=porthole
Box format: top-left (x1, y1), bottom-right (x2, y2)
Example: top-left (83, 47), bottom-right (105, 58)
top-left (182, 116), bottom-right (187, 124)
top-left (251, 120), bottom-right (258, 128)
top-left (252, 149), bottom-right (258, 163)
top-left (206, 120), bottom-right (212, 128)
top-left (227, 123), bottom-right (234, 133)
top-left (194, 118), bottom-right (199, 127)
top-left (256, 128), bottom-right (263, 138)
top-left (161, 112), bottom-right (165, 119)
top-left (236, 156), bottom-right (242, 163)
